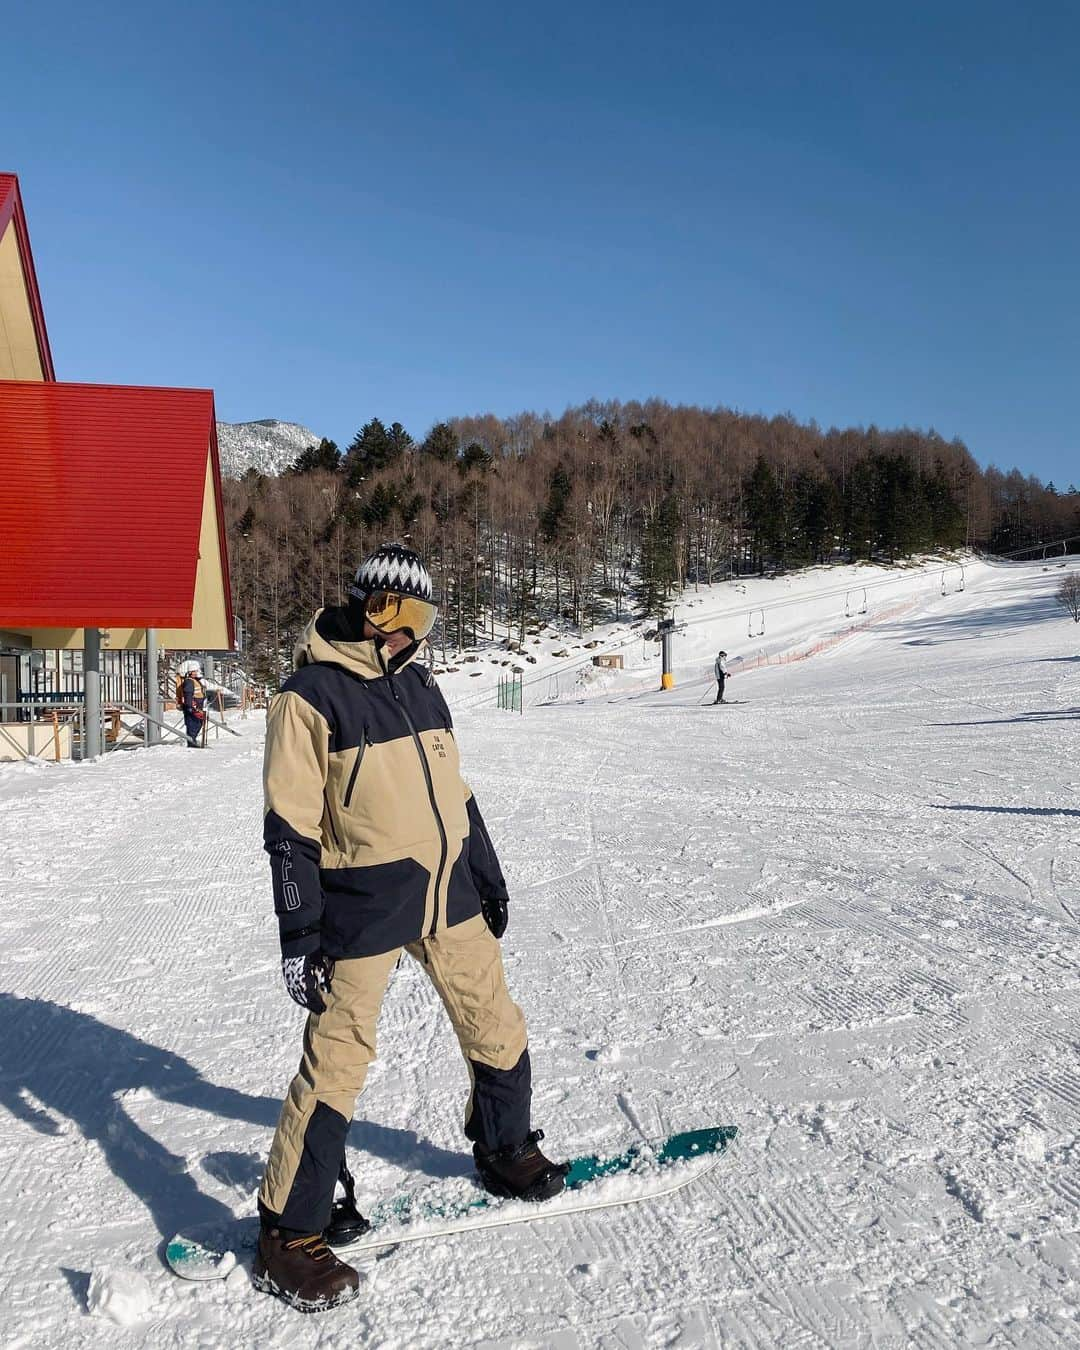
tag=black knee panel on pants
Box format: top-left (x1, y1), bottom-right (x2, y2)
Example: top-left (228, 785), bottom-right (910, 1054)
top-left (466, 1048), bottom-right (532, 1151)
top-left (278, 1100), bottom-right (350, 1234)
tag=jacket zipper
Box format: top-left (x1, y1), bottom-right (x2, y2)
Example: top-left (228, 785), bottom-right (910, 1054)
top-left (389, 675), bottom-right (448, 938)
top-left (342, 733), bottom-right (366, 809)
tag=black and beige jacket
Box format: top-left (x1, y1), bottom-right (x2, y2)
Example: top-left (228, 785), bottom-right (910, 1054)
top-left (263, 609), bottom-right (507, 960)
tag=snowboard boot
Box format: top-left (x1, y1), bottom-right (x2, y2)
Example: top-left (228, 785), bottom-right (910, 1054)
top-left (474, 1129), bottom-right (570, 1202)
top-left (252, 1224), bottom-right (360, 1313)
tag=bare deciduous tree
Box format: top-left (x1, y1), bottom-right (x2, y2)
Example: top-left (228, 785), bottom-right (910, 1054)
top-left (1056, 574), bottom-right (1080, 623)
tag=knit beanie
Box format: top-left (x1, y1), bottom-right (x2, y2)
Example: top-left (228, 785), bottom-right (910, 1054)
top-left (347, 542), bottom-right (434, 604)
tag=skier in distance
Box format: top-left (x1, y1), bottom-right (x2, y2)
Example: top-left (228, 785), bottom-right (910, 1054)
top-left (713, 650), bottom-right (731, 704)
top-left (254, 542), bottom-right (566, 1312)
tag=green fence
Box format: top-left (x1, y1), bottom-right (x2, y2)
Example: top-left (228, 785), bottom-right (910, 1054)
top-left (496, 671), bottom-right (523, 713)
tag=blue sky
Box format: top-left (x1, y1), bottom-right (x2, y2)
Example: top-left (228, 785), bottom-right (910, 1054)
top-left (3, 2), bottom-right (1077, 484)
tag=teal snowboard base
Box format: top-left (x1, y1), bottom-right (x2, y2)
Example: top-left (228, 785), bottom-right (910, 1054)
top-left (167, 1126), bottom-right (737, 1281)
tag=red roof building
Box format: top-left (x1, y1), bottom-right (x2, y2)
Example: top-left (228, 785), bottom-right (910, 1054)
top-left (0, 173), bottom-right (235, 756)
top-left (0, 174), bottom-right (234, 656)
top-left (0, 380), bottom-right (234, 646)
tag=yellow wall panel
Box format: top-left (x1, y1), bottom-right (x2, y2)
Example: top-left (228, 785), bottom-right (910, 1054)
top-left (0, 224), bottom-right (46, 381)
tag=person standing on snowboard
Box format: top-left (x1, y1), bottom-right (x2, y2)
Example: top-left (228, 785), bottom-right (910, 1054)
top-left (713, 650), bottom-right (731, 704)
top-left (254, 542), bottom-right (566, 1313)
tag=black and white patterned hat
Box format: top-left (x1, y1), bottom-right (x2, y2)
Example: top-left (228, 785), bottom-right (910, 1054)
top-left (348, 542), bottom-right (434, 603)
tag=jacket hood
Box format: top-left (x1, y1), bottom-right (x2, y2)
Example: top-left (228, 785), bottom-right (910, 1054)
top-left (293, 606), bottom-right (424, 680)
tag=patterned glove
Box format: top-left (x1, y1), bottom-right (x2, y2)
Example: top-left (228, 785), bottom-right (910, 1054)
top-left (281, 952), bottom-right (335, 1013)
top-left (481, 897), bottom-right (508, 940)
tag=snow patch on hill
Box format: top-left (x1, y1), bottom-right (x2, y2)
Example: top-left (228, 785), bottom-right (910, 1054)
top-left (215, 419), bottom-right (322, 479)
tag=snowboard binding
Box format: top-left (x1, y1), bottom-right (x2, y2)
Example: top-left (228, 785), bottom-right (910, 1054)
top-left (473, 1128), bottom-right (570, 1202)
top-left (325, 1157), bottom-right (371, 1247)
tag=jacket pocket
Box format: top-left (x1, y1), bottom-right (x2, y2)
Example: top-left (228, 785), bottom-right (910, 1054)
top-left (342, 733), bottom-right (367, 809)
top-left (322, 857), bottom-right (430, 956)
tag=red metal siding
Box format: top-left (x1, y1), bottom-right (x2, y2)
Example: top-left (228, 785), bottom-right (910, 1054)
top-left (206, 415), bottom-right (237, 649)
top-left (0, 381), bottom-right (217, 629)
top-left (0, 175), bottom-right (13, 233)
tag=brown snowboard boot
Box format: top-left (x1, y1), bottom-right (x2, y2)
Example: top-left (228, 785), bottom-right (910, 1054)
top-left (252, 1225), bottom-right (360, 1313)
top-left (474, 1129), bottom-right (569, 1202)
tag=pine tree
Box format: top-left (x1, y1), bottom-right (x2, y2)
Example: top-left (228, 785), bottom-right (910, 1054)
top-left (540, 463), bottom-right (573, 616)
top-left (362, 481), bottom-right (395, 529)
top-left (924, 461), bottom-right (965, 548)
top-left (744, 457), bottom-right (784, 572)
top-left (421, 422), bottom-right (457, 462)
top-left (845, 457), bottom-right (880, 559)
top-left (387, 422), bottom-right (414, 458)
top-left (540, 464), bottom-right (572, 543)
top-left (878, 456), bottom-right (930, 558)
top-left (290, 438), bottom-right (341, 474)
top-left (344, 418), bottom-right (403, 487)
top-left (459, 442), bottom-right (493, 476)
top-left (638, 490), bottom-right (681, 615)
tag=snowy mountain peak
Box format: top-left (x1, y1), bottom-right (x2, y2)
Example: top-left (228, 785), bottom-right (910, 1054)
top-left (215, 419), bottom-right (323, 479)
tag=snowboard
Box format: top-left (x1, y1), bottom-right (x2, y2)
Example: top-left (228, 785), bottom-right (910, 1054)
top-left (166, 1125), bottom-right (737, 1282)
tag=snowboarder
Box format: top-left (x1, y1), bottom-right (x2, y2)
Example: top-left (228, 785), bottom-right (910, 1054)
top-left (713, 650), bottom-right (731, 704)
top-left (176, 660), bottom-right (206, 747)
top-left (254, 542), bottom-right (566, 1312)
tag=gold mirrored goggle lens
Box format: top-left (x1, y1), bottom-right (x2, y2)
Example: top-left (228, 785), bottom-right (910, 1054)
top-left (364, 591), bottom-right (438, 640)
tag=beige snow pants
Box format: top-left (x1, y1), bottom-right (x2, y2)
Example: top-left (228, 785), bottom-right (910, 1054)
top-left (260, 913), bottom-right (528, 1225)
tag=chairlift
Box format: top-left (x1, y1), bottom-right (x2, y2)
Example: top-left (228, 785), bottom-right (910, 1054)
top-left (844, 588), bottom-right (868, 618)
top-left (940, 563), bottom-right (966, 595)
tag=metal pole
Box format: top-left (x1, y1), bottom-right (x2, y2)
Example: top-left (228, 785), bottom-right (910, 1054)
top-left (113, 700), bottom-right (193, 743)
top-left (660, 629), bottom-right (674, 690)
top-left (145, 628), bottom-right (161, 747)
top-left (84, 627), bottom-right (102, 759)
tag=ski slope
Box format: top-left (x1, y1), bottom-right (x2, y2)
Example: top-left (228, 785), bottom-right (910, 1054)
top-left (0, 558), bottom-right (1078, 1348)
top-left (435, 554), bottom-right (977, 713)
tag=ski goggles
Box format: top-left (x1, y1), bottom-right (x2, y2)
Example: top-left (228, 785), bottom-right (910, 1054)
top-left (364, 590), bottom-right (439, 641)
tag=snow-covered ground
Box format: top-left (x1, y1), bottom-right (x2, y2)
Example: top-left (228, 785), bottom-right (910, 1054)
top-left (1, 558), bottom-right (1078, 1348)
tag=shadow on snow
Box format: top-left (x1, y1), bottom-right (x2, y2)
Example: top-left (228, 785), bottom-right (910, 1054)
top-left (0, 994), bottom-right (468, 1242)
top-left (931, 804), bottom-right (1080, 819)
top-left (932, 707), bottom-right (1080, 727)
top-left (883, 587), bottom-right (1067, 645)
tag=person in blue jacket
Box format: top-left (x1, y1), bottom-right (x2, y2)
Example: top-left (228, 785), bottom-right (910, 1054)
top-left (176, 660), bottom-right (206, 746)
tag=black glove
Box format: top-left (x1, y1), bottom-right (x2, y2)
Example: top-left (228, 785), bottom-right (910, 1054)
top-left (281, 952), bottom-right (335, 1013)
top-left (481, 896), bottom-right (508, 940)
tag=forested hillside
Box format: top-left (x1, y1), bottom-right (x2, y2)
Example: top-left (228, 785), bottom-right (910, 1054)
top-left (222, 400), bottom-right (1078, 680)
